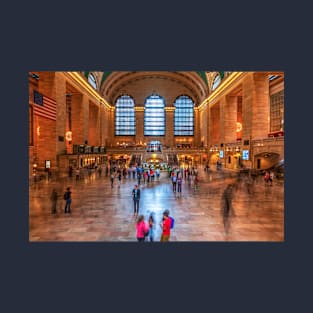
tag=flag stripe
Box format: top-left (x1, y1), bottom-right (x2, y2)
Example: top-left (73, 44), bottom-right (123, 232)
top-left (33, 94), bottom-right (56, 120)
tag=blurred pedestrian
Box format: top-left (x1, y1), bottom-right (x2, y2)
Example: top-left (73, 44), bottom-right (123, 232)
top-left (98, 166), bottom-right (102, 177)
top-left (269, 171), bottom-right (274, 186)
top-left (177, 174), bottom-right (182, 197)
top-left (47, 168), bottom-right (52, 181)
top-left (264, 171), bottom-right (270, 186)
top-left (194, 175), bottom-right (199, 191)
top-left (110, 172), bottom-right (114, 188)
top-left (171, 174), bottom-right (177, 193)
top-left (75, 168), bottom-right (80, 180)
top-left (148, 212), bottom-right (155, 242)
top-left (221, 184), bottom-right (234, 235)
top-left (50, 188), bottom-right (58, 214)
top-left (117, 170), bottom-right (122, 187)
top-left (68, 166), bottom-right (73, 178)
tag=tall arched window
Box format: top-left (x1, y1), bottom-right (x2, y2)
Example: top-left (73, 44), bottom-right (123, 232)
top-left (174, 95), bottom-right (194, 136)
top-left (211, 73), bottom-right (221, 91)
top-left (115, 95), bottom-right (136, 135)
top-left (88, 73), bottom-right (97, 89)
top-left (144, 94), bottom-right (165, 136)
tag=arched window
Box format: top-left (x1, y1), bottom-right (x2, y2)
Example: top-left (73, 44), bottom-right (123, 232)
top-left (174, 95), bottom-right (194, 136)
top-left (144, 94), bottom-right (165, 136)
top-left (115, 95), bottom-right (136, 135)
top-left (88, 73), bottom-right (97, 89)
top-left (211, 73), bottom-right (221, 91)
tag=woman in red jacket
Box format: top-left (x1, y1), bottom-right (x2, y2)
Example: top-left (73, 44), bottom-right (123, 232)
top-left (136, 215), bottom-right (149, 242)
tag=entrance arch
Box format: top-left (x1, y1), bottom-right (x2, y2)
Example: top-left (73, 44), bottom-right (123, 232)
top-left (254, 152), bottom-right (280, 169)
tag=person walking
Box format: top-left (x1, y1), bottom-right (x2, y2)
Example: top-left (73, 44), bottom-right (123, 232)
top-left (137, 171), bottom-right (142, 185)
top-left (148, 212), bottom-right (155, 242)
top-left (177, 174), bottom-right (182, 197)
top-left (98, 166), bottom-right (102, 178)
top-left (63, 187), bottom-right (72, 214)
top-left (172, 174), bottom-right (177, 193)
top-left (156, 168), bottom-right (160, 180)
top-left (75, 168), bottom-right (80, 180)
top-left (264, 171), bottom-right (270, 186)
top-left (143, 170), bottom-right (147, 184)
top-left (269, 171), bottom-right (274, 186)
top-left (110, 172), bottom-right (115, 188)
top-left (194, 175), bottom-right (199, 191)
top-left (117, 170), bottom-right (122, 187)
top-left (50, 188), bottom-right (58, 214)
top-left (221, 184), bottom-right (234, 235)
top-left (47, 168), bottom-right (52, 181)
top-left (160, 209), bottom-right (172, 242)
top-left (132, 184), bottom-right (141, 215)
top-left (136, 215), bottom-right (149, 242)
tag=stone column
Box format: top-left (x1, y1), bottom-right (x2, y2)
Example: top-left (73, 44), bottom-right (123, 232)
top-left (251, 72), bottom-right (270, 139)
top-left (55, 73), bottom-right (67, 156)
top-left (242, 72), bottom-right (270, 141)
top-left (71, 93), bottom-right (85, 145)
top-left (199, 106), bottom-right (208, 147)
top-left (107, 108), bottom-right (115, 146)
top-left (165, 108), bottom-right (174, 147)
top-left (135, 107), bottom-right (144, 144)
top-left (209, 103), bottom-right (220, 145)
top-left (223, 95), bottom-right (237, 143)
top-left (88, 101), bottom-right (100, 146)
top-left (194, 108), bottom-right (200, 147)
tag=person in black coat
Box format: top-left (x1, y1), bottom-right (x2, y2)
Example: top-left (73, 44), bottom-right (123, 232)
top-left (132, 184), bottom-right (141, 215)
top-left (64, 187), bottom-right (72, 214)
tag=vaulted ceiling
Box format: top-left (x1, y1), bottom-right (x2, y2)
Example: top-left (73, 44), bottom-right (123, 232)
top-left (86, 71), bottom-right (212, 106)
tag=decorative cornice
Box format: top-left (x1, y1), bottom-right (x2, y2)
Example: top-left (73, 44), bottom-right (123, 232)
top-left (198, 72), bottom-right (245, 110)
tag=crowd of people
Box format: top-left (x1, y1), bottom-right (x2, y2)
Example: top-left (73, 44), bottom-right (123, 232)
top-left (44, 159), bottom-right (279, 241)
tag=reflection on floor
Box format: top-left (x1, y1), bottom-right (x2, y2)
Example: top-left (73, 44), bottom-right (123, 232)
top-left (29, 167), bottom-right (284, 242)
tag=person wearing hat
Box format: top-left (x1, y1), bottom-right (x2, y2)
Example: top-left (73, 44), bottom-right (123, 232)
top-left (160, 209), bottom-right (171, 242)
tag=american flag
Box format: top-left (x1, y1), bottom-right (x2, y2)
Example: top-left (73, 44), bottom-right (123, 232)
top-left (33, 90), bottom-right (56, 120)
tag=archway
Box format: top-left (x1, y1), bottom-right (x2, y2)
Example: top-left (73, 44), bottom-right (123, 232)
top-left (254, 152), bottom-right (280, 169)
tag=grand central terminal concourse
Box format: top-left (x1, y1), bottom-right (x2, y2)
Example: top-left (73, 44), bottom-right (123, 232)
top-left (29, 71), bottom-right (284, 242)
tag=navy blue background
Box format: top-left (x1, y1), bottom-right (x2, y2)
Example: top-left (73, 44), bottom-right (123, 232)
top-left (1, 1), bottom-right (311, 312)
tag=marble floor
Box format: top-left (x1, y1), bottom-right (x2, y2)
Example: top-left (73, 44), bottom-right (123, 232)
top-left (29, 167), bottom-right (284, 242)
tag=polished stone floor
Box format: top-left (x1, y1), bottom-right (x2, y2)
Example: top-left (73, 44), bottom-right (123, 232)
top-left (29, 167), bottom-right (284, 242)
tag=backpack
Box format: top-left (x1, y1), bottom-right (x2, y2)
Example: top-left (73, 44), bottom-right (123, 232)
top-left (169, 216), bottom-right (175, 229)
top-left (63, 192), bottom-right (68, 200)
